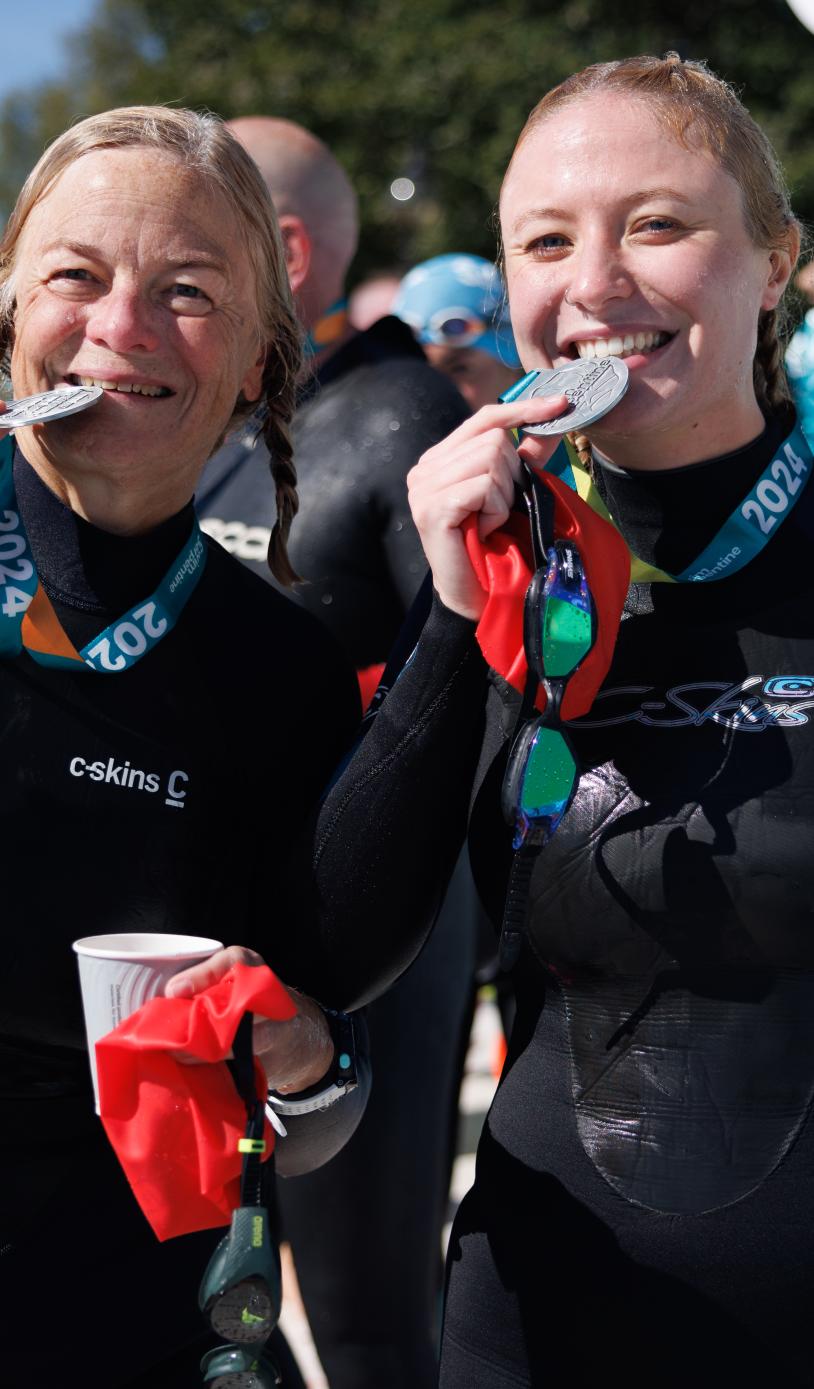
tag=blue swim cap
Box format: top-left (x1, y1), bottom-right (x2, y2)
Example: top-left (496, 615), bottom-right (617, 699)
top-left (392, 253), bottom-right (521, 369)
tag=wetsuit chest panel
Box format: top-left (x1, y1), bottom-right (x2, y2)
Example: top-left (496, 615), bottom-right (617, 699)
top-left (517, 597), bottom-right (814, 1212)
top-left (530, 609), bottom-right (814, 976)
top-left (562, 972), bottom-right (814, 1213)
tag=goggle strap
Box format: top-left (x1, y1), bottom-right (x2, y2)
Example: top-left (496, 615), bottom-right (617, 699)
top-left (232, 1012), bottom-right (267, 1209)
top-left (498, 847), bottom-right (538, 972)
top-left (524, 468), bottom-right (555, 569)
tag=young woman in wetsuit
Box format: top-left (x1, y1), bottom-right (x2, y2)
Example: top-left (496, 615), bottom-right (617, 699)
top-left (307, 54), bottom-right (814, 1387)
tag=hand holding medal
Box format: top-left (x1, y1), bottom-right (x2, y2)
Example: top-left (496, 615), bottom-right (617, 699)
top-left (406, 357), bottom-right (630, 622)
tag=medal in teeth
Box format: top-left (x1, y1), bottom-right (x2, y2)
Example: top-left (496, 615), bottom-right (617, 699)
top-left (517, 357), bottom-right (630, 436)
top-left (0, 385), bottom-right (104, 430)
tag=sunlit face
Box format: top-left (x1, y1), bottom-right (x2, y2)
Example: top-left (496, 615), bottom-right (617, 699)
top-left (424, 343), bottom-right (520, 413)
top-left (9, 147), bottom-right (265, 494)
top-left (500, 93), bottom-right (792, 467)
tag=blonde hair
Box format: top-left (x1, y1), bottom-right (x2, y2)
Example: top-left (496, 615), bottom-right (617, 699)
top-left (0, 105), bottom-right (303, 584)
top-left (506, 54), bottom-right (802, 465)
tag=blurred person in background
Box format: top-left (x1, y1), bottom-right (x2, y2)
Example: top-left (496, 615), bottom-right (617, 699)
top-left (196, 118), bottom-right (475, 1389)
top-left (393, 252), bottom-right (521, 411)
top-left (348, 269), bottom-right (402, 330)
top-left (395, 250), bottom-right (524, 1055)
top-left (197, 118), bottom-right (467, 684)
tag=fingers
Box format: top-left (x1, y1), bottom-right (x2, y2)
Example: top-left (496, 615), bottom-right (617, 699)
top-left (409, 433), bottom-right (518, 527)
top-left (165, 951), bottom-right (335, 1093)
top-left (165, 944), bottom-right (263, 999)
top-left (433, 392), bottom-right (570, 447)
top-left (254, 991), bottom-right (335, 1093)
top-left (406, 395), bottom-right (565, 618)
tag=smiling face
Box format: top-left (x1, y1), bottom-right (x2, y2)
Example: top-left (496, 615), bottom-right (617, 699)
top-left (8, 146), bottom-right (265, 514)
top-left (500, 93), bottom-right (793, 468)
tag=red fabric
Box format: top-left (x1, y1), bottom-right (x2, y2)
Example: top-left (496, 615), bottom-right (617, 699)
top-left (463, 471), bottom-right (630, 718)
top-left (96, 963), bottom-right (296, 1242)
top-left (357, 662), bottom-right (386, 713)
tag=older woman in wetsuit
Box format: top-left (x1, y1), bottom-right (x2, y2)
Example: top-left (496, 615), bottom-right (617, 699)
top-left (0, 108), bottom-right (364, 1388)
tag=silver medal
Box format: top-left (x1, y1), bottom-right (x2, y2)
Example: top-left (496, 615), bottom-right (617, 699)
top-left (515, 357), bottom-right (629, 436)
top-left (0, 385), bottom-right (104, 430)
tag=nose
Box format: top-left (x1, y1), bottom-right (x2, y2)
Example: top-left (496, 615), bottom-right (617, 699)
top-left (566, 234), bottom-right (634, 315)
top-left (84, 278), bottom-right (160, 355)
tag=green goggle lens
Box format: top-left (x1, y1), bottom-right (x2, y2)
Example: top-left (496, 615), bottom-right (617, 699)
top-left (518, 726), bottom-right (578, 821)
top-left (542, 596), bottom-right (593, 679)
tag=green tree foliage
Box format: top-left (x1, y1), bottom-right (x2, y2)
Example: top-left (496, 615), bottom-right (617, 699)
top-left (2, 0), bottom-right (814, 285)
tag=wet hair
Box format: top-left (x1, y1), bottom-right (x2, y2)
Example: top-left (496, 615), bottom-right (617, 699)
top-left (0, 105), bottom-right (303, 584)
top-left (505, 53), bottom-right (802, 463)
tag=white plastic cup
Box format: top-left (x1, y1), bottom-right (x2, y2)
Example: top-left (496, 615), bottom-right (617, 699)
top-left (72, 931), bottom-right (223, 1111)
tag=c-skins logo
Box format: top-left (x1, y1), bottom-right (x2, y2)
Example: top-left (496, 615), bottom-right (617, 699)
top-left (69, 755), bottom-right (190, 809)
top-left (574, 675), bottom-right (814, 732)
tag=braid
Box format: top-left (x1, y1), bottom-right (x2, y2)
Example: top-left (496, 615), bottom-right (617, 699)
top-left (265, 416), bottom-right (300, 587)
top-left (260, 330), bottom-right (302, 587)
top-left (567, 430), bottom-right (594, 472)
top-left (754, 308), bottom-right (791, 413)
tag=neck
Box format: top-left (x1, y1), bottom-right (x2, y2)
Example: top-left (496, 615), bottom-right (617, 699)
top-left (590, 396), bottom-right (767, 473)
top-left (22, 447), bottom-right (194, 536)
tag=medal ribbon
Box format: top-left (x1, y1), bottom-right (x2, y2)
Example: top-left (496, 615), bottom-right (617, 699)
top-left (540, 421), bottom-right (814, 584)
top-left (0, 437), bottom-right (207, 673)
top-left (304, 297), bottom-right (349, 356)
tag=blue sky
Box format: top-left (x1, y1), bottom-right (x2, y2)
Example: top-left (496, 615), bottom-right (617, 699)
top-left (1, 0), bottom-right (101, 103)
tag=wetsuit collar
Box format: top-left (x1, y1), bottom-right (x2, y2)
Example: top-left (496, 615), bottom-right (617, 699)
top-left (545, 406), bottom-right (811, 583)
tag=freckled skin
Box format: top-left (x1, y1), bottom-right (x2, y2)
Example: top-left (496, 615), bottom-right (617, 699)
top-left (9, 148), bottom-right (266, 530)
top-left (500, 94), bottom-right (792, 470)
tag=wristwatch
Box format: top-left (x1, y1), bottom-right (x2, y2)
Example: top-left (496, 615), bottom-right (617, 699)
top-left (266, 1009), bottom-right (358, 1116)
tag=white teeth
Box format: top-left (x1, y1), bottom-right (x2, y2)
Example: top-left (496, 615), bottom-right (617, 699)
top-left (77, 375), bottom-right (166, 396)
top-left (575, 331), bottom-right (669, 361)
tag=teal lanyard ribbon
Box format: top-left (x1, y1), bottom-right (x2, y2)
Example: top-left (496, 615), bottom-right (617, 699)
top-left (304, 297), bottom-right (349, 356)
top-left (0, 437), bottom-right (207, 672)
top-left (540, 420), bottom-right (814, 585)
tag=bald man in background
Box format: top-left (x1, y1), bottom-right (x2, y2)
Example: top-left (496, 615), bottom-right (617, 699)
top-left (196, 120), bottom-right (473, 1389)
top-left (198, 118), bottom-right (467, 671)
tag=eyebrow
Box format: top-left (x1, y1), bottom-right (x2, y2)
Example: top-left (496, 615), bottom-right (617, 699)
top-left (38, 239), bottom-right (231, 274)
top-left (508, 188), bottom-right (697, 234)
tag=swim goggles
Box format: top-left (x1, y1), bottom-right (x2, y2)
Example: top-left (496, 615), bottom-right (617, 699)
top-left (424, 306), bottom-right (490, 348)
top-left (199, 1013), bottom-right (282, 1388)
top-left (499, 468), bottom-right (597, 970)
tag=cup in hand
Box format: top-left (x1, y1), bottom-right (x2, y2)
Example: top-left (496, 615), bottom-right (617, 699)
top-left (72, 931), bottom-right (223, 1111)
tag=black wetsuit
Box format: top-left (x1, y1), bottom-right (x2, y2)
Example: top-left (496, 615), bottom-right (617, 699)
top-left (199, 318), bottom-right (475, 1389)
top-left (311, 406), bottom-right (814, 1387)
top-left (197, 314), bottom-right (469, 666)
top-left (0, 454), bottom-right (365, 1388)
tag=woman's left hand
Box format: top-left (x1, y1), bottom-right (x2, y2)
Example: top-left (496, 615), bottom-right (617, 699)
top-left (164, 944), bottom-right (335, 1093)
